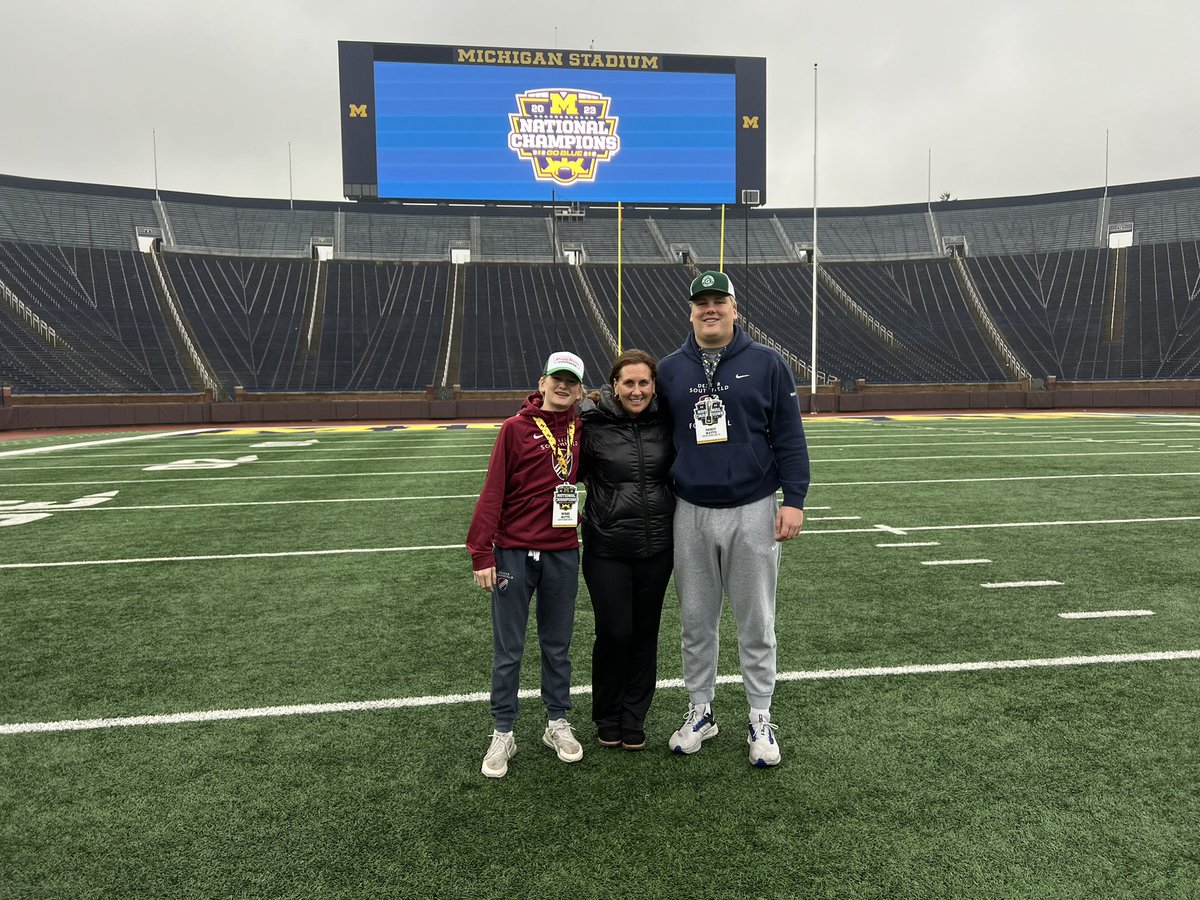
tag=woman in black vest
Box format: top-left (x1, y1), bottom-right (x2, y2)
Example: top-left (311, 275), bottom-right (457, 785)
top-left (581, 349), bottom-right (675, 750)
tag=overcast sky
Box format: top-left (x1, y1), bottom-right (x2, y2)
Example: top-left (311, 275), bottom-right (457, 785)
top-left (3, 0), bottom-right (1197, 209)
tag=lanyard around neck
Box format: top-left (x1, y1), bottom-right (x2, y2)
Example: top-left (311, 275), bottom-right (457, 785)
top-left (532, 416), bottom-right (575, 481)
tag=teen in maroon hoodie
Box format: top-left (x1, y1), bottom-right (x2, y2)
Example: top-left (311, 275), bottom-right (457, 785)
top-left (467, 351), bottom-right (588, 778)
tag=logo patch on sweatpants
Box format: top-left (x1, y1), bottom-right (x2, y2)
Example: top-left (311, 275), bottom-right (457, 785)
top-left (497, 571), bottom-right (513, 592)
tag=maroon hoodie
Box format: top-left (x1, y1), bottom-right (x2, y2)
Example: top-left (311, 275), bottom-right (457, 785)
top-left (466, 391), bottom-right (583, 571)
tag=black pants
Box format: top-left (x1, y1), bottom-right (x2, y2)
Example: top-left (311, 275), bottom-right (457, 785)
top-left (581, 546), bottom-right (673, 732)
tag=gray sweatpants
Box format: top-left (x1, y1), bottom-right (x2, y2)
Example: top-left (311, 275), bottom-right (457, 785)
top-left (673, 494), bottom-right (780, 709)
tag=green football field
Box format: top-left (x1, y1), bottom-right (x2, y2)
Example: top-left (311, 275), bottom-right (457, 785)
top-left (2, 411), bottom-right (1198, 898)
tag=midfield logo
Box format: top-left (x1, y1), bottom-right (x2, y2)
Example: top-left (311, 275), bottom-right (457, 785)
top-left (508, 88), bottom-right (621, 186)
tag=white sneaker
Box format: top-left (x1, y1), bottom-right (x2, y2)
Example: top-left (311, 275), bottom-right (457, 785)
top-left (748, 714), bottom-right (780, 767)
top-left (668, 704), bottom-right (719, 755)
top-left (542, 718), bottom-right (584, 763)
top-left (481, 729), bottom-right (517, 778)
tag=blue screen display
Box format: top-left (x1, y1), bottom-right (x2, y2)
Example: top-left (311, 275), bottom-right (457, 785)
top-left (373, 62), bottom-right (737, 203)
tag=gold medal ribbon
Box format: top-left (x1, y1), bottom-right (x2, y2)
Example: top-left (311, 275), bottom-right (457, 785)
top-left (532, 417), bottom-right (576, 480)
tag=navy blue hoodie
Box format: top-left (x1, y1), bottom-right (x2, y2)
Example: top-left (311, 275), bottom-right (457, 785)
top-left (657, 325), bottom-right (810, 510)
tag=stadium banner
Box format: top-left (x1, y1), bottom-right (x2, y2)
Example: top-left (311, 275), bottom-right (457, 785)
top-left (338, 41), bottom-right (766, 205)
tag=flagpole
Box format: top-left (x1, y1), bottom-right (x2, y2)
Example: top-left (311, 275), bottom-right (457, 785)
top-left (809, 63), bottom-right (819, 403)
top-left (152, 129), bottom-right (160, 200)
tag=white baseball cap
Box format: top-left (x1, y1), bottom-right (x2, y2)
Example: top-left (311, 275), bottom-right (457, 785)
top-left (543, 351), bottom-right (585, 382)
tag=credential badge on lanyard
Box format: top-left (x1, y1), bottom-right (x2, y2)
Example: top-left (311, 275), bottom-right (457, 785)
top-left (693, 348), bottom-right (728, 444)
top-left (533, 417), bottom-right (579, 527)
top-left (693, 394), bottom-right (728, 444)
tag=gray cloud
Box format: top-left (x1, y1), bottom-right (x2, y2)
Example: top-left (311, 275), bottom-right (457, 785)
top-left (2, 0), bottom-right (1196, 207)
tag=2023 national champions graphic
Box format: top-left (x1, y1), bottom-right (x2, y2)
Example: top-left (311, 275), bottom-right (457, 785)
top-left (508, 88), bottom-right (621, 186)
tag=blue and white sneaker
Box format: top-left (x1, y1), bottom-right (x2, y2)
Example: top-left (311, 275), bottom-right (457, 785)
top-left (669, 704), bottom-right (719, 754)
top-left (747, 714), bottom-right (780, 767)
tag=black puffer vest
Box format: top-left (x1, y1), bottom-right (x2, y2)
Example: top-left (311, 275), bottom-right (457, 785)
top-left (580, 389), bottom-right (675, 558)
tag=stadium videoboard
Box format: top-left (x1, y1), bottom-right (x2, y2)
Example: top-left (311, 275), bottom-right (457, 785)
top-left (339, 41), bottom-right (766, 205)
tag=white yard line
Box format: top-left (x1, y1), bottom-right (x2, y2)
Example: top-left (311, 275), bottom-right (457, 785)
top-left (37, 495), bottom-right (484, 513)
top-left (4, 648), bottom-right (1197, 735)
top-left (807, 515), bottom-right (861, 521)
top-left (808, 514), bottom-right (1200, 536)
top-left (8, 436), bottom-right (1199, 468)
top-left (0, 429), bottom-right (213, 458)
top-left (1059, 610), bottom-right (1155, 620)
top-left (21, 466), bottom-right (1197, 489)
top-left (921, 559), bottom-right (992, 566)
top-left (0, 429), bottom-right (504, 460)
top-left (0, 469), bottom-right (489, 489)
top-left (0, 442), bottom-right (502, 460)
top-left (982, 580), bottom-right (1064, 589)
top-left (0, 454), bottom-right (492, 472)
top-left (805, 430), bottom-right (1199, 450)
top-left (0, 544), bottom-right (465, 570)
top-left (4, 514), bottom-right (1195, 567)
top-left (821, 471), bottom-right (1200, 488)
top-left (816, 449), bottom-right (1200, 465)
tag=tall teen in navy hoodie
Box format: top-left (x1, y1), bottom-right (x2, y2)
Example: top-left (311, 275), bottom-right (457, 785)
top-left (657, 271), bottom-right (810, 768)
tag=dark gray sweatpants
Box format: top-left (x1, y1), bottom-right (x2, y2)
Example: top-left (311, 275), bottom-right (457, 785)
top-left (673, 495), bottom-right (780, 709)
top-left (490, 545), bottom-right (578, 731)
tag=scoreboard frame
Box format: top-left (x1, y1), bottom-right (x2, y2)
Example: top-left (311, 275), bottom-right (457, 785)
top-left (338, 40), bottom-right (767, 206)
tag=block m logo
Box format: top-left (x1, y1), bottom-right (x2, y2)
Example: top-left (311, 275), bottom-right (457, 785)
top-left (741, 115), bottom-right (760, 129)
top-left (348, 104), bottom-right (368, 118)
top-left (550, 92), bottom-right (579, 115)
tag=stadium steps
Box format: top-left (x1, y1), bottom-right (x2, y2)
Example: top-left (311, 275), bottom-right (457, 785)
top-left (154, 199), bottom-right (177, 248)
top-left (951, 254), bottom-right (1031, 381)
top-left (815, 265), bottom-right (900, 349)
top-left (925, 209), bottom-right (941, 255)
top-left (644, 218), bottom-right (673, 261)
top-left (770, 216), bottom-right (802, 261)
top-left (330, 261), bottom-right (448, 392)
top-left (584, 263), bottom-right (690, 360)
top-left (302, 258), bottom-right (327, 354)
top-left (967, 249), bottom-right (1112, 381)
top-left (1124, 240), bottom-right (1200, 379)
top-left (1102, 247), bottom-right (1127, 341)
top-left (146, 248), bottom-right (223, 395)
top-left (826, 259), bottom-right (1006, 382)
top-left (470, 217), bottom-right (482, 260)
top-left (433, 263), bottom-right (465, 390)
top-left (570, 265), bottom-right (618, 360)
top-left (0, 241), bottom-right (193, 392)
top-left (334, 210), bottom-right (345, 257)
top-left (1094, 195), bottom-right (1110, 246)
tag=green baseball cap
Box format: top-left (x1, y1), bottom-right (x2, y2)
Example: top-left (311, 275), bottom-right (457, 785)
top-left (689, 270), bottom-right (736, 302)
